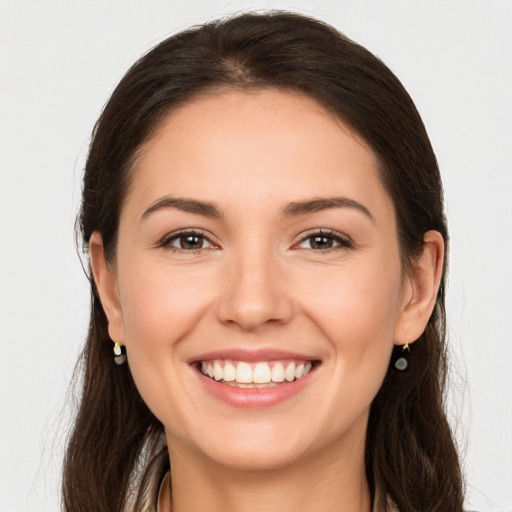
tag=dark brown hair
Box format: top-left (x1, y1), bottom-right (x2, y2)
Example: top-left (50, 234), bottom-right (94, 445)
top-left (64, 11), bottom-right (464, 512)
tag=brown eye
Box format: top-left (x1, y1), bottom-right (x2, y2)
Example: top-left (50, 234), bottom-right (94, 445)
top-left (162, 231), bottom-right (215, 251)
top-left (179, 234), bottom-right (204, 249)
top-left (297, 231), bottom-right (352, 251)
top-left (309, 235), bottom-right (334, 249)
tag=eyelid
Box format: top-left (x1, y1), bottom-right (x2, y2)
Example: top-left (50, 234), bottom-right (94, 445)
top-left (156, 227), bottom-right (351, 252)
top-left (293, 229), bottom-right (353, 250)
top-left (158, 228), bottom-right (219, 250)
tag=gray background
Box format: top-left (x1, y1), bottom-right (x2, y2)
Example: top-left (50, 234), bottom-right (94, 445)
top-left (1, 1), bottom-right (511, 510)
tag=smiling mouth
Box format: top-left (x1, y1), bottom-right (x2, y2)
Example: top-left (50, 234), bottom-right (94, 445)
top-left (197, 359), bottom-right (317, 388)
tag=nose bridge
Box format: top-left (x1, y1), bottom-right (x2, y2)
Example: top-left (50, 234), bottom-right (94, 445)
top-left (216, 236), bottom-right (293, 330)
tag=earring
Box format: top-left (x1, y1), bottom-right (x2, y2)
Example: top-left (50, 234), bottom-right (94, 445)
top-left (394, 343), bottom-right (410, 371)
top-left (113, 342), bottom-right (127, 365)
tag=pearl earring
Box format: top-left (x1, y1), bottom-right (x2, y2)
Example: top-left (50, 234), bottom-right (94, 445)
top-left (394, 343), bottom-right (410, 371)
top-left (113, 342), bottom-right (127, 365)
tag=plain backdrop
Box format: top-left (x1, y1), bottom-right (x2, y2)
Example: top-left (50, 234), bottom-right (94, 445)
top-left (1, 1), bottom-right (511, 511)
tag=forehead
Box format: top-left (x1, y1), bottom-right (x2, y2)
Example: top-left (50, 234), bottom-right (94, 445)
top-left (125, 89), bottom-right (393, 222)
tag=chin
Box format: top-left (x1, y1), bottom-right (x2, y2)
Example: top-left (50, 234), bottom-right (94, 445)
top-left (170, 418), bottom-right (313, 472)
top-left (204, 441), bottom-right (307, 472)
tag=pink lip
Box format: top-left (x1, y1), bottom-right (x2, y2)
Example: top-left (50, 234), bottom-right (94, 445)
top-left (189, 348), bottom-right (315, 363)
top-left (195, 368), bottom-right (315, 408)
top-left (189, 348), bottom-right (319, 408)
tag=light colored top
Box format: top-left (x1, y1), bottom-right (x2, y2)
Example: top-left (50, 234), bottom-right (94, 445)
top-left (157, 471), bottom-right (171, 512)
top-left (156, 471), bottom-right (399, 512)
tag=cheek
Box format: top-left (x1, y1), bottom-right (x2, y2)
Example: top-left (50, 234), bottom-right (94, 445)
top-left (305, 270), bottom-right (400, 427)
top-left (299, 257), bottom-right (402, 399)
top-left (118, 262), bottom-right (214, 349)
top-left (115, 262), bottom-right (217, 423)
top-left (303, 258), bottom-right (403, 345)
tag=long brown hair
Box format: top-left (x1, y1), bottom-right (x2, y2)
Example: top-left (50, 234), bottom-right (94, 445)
top-left (64, 11), bottom-right (464, 511)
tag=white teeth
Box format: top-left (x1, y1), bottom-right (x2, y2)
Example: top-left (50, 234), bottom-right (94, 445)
top-left (285, 362), bottom-right (295, 382)
top-left (225, 381), bottom-right (279, 388)
top-left (199, 359), bottom-right (315, 385)
top-left (236, 362), bottom-right (253, 383)
top-left (223, 362), bottom-right (236, 382)
top-left (253, 363), bottom-right (272, 384)
top-left (232, 382), bottom-right (253, 388)
top-left (271, 363), bottom-right (285, 382)
top-left (213, 361), bottom-right (223, 381)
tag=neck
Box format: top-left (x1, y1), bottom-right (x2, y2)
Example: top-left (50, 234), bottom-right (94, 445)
top-left (163, 435), bottom-right (371, 512)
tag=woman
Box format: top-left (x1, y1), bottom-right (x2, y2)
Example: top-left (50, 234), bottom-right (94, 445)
top-left (63, 11), bottom-right (464, 512)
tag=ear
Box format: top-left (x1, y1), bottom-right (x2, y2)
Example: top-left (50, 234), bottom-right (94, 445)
top-left (393, 230), bottom-right (445, 346)
top-left (89, 231), bottom-right (126, 345)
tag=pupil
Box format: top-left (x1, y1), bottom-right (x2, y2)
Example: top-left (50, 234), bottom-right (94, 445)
top-left (182, 235), bottom-right (202, 249)
top-left (312, 236), bottom-right (332, 249)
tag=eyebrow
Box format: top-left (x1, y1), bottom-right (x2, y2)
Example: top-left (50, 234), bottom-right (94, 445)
top-left (141, 195), bottom-right (373, 222)
top-left (282, 197), bottom-right (374, 222)
top-left (142, 197), bottom-right (224, 220)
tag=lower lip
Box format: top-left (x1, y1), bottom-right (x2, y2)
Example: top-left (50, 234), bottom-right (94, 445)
top-left (195, 367), bottom-right (315, 408)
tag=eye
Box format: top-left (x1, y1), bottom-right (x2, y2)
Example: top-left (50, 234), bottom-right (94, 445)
top-left (160, 230), bottom-right (216, 251)
top-left (296, 230), bottom-right (352, 251)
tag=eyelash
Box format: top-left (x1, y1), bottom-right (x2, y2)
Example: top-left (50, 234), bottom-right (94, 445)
top-left (295, 229), bottom-right (352, 251)
top-left (159, 229), bottom-right (216, 252)
top-left (158, 229), bottom-right (352, 253)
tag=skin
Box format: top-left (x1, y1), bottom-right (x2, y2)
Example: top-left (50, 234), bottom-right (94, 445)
top-left (90, 90), bottom-right (444, 512)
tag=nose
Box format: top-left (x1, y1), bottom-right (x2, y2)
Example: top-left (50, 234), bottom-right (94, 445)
top-left (215, 246), bottom-right (294, 331)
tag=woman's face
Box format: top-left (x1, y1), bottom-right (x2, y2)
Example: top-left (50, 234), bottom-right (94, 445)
top-left (97, 90), bottom-right (415, 471)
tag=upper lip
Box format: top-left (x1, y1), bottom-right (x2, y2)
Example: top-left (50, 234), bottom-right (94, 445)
top-left (189, 348), bottom-right (318, 363)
